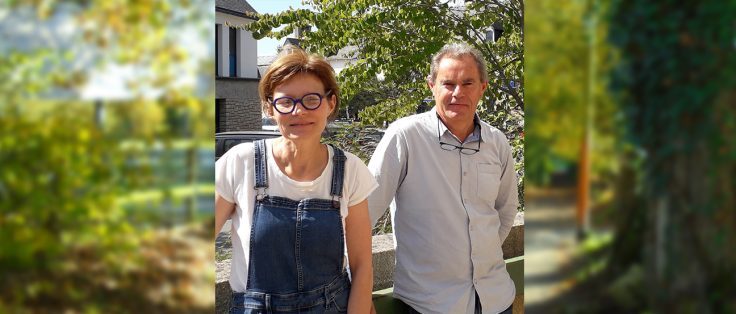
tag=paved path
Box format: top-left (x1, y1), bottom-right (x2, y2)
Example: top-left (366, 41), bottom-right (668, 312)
top-left (524, 187), bottom-right (579, 313)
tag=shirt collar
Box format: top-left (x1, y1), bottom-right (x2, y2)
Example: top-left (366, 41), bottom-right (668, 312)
top-left (432, 107), bottom-right (483, 144)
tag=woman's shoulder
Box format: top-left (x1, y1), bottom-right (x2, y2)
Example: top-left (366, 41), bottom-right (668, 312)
top-left (219, 141), bottom-right (256, 163)
top-left (330, 147), bottom-right (365, 166)
top-left (336, 149), bottom-right (374, 185)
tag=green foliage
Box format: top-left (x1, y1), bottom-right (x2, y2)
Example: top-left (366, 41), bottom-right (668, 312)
top-left (246, 0), bottom-right (522, 130)
top-left (605, 264), bottom-right (645, 309)
top-left (524, 0), bottom-right (621, 186)
top-left (0, 101), bottom-right (132, 269)
top-left (358, 91), bottom-right (424, 126)
top-left (321, 124), bottom-right (395, 233)
top-left (609, 0), bottom-right (736, 187)
top-left (605, 0), bottom-right (736, 310)
top-left (1, 0), bottom-right (215, 311)
top-left (0, 47), bottom-right (133, 271)
top-left (247, 0), bottom-right (525, 211)
top-left (0, 54), bottom-right (144, 306)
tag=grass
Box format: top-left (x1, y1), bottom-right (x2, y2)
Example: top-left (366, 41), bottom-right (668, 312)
top-left (215, 248), bottom-right (232, 262)
top-left (215, 233), bottom-right (232, 262)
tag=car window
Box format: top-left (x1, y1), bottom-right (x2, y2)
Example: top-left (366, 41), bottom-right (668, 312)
top-left (215, 132), bottom-right (280, 160)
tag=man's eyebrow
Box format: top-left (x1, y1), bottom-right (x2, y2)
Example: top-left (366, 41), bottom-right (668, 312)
top-left (462, 79), bottom-right (476, 83)
top-left (440, 79), bottom-right (455, 84)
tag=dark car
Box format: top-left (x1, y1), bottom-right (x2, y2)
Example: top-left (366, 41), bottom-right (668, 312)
top-left (215, 131), bottom-right (281, 160)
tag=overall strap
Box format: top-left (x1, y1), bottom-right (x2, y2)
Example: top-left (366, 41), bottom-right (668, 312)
top-left (329, 145), bottom-right (347, 208)
top-left (253, 139), bottom-right (268, 199)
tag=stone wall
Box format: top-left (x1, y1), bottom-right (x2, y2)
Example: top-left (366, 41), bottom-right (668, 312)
top-left (216, 78), bottom-right (261, 131)
top-left (371, 212), bottom-right (524, 291)
top-left (216, 212), bottom-right (525, 313)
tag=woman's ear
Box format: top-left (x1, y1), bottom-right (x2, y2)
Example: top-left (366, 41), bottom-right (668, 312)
top-left (328, 94), bottom-right (337, 111)
top-left (263, 101), bottom-right (274, 117)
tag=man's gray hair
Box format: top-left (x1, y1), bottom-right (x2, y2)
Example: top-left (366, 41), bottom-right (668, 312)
top-left (427, 42), bottom-right (488, 84)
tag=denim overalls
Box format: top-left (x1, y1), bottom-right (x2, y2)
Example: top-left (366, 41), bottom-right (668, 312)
top-left (230, 140), bottom-right (351, 314)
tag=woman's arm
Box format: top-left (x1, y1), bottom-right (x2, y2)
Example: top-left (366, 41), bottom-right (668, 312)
top-left (345, 199), bottom-right (374, 314)
top-left (215, 192), bottom-right (236, 236)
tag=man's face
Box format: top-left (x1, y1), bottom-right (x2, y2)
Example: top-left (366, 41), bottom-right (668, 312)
top-left (429, 55), bottom-right (488, 129)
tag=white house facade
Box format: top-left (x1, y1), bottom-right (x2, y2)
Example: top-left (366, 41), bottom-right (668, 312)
top-left (215, 0), bottom-right (261, 132)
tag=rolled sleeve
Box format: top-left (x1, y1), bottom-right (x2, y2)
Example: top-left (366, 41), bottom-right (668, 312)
top-left (215, 144), bottom-right (250, 204)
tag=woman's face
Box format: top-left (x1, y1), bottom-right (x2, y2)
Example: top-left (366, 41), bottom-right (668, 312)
top-left (269, 73), bottom-right (335, 142)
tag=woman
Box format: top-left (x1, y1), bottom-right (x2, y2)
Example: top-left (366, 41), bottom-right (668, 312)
top-left (215, 48), bottom-right (377, 314)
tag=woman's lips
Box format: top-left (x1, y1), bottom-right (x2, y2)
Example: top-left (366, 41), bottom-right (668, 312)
top-left (289, 122), bottom-right (314, 127)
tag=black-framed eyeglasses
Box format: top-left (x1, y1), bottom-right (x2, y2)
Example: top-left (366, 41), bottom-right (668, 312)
top-left (269, 90), bottom-right (331, 114)
top-left (437, 115), bottom-right (480, 155)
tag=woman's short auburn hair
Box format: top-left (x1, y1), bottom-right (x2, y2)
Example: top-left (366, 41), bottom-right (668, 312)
top-left (258, 47), bottom-right (340, 120)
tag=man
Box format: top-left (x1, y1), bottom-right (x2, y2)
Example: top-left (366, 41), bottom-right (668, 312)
top-left (368, 42), bottom-right (519, 314)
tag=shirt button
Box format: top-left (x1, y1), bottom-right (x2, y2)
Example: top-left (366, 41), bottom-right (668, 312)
top-left (463, 171), bottom-right (467, 176)
top-left (473, 279), bottom-right (478, 284)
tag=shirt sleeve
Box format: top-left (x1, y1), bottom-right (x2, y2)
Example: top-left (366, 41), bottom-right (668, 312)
top-left (367, 123), bottom-right (408, 227)
top-left (215, 143), bottom-right (249, 204)
top-left (495, 134), bottom-right (520, 243)
top-left (346, 154), bottom-right (379, 208)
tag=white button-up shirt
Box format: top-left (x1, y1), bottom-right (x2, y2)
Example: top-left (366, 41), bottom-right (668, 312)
top-left (368, 108), bottom-right (518, 314)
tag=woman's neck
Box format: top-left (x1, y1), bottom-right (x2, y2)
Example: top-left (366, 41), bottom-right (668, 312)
top-left (271, 137), bottom-right (328, 182)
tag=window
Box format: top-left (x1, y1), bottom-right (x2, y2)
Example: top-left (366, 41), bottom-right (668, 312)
top-left (216, 99), bottom-right (224, 133)
top-left (215, 24), bottom-right (220, 76)
top-left (229, 27), bottom-right (237, 77)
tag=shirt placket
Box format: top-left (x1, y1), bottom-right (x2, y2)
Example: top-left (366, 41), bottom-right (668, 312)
top-left (461, 152), bottom-right (482, 287)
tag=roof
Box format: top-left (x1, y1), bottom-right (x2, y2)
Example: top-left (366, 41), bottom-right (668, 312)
top-left (256, 45), bottom-right (359, 75)
top-left (283, 38), bottom-right (301, 47)
top-left (257, 65), bottom-right (269, 77)
top-left (216, 0), bottom-right (258, 19)
top-left (326, 45), bottom-right (359, 61)
top-left (257, 55), bottom-right (277, 66)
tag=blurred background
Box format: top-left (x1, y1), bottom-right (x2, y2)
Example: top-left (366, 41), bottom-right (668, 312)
top-left (0, 0), bottom-right (215, 312)
top-left (525, 0), bottom-right (735, 313)
top-left (1, 0), bottom-right (734, 313)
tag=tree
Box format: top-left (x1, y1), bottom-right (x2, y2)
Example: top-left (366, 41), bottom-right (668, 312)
top-left (245, 0), bottom-right (525, 210)
top-left (607, 0), bottom-right (736, 311)
top-left (524, 0), bottom-right (621, 186)
top-left (245, 0), bottom-right (522, 132)
top-left (0, 1), bottom-right (215, 312)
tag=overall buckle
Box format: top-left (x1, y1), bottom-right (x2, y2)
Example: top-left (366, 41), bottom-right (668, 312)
top-left (255, 187), bottom-right (266, 201)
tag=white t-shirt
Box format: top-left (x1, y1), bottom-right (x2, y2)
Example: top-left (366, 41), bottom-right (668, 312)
top-left (215, 138), bottom-right (378, 292)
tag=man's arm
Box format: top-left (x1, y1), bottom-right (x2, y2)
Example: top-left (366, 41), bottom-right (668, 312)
top-left (367, 125), bottom-right (408, 227)
top-left (495, 136), bottom-right (520, 243)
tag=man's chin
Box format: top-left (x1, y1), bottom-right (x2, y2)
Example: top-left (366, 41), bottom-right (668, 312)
top-left (445, 109), bottom-right (472, 120)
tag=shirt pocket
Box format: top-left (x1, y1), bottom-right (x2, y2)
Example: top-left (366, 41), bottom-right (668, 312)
top-left (477, 163), bottom-right (502, 203)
